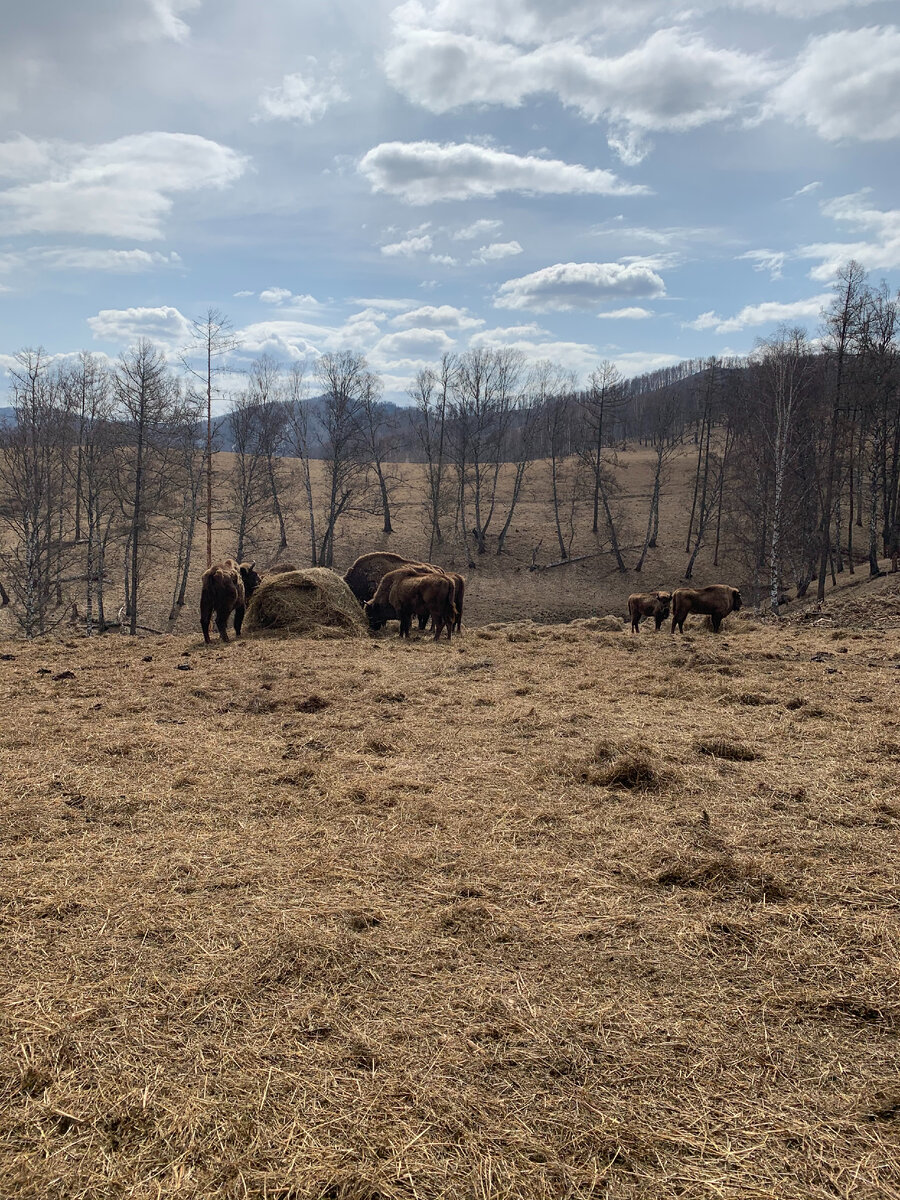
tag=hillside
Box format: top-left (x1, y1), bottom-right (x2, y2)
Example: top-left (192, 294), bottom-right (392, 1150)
top-left (2, 615), bottom-right (900, 1199)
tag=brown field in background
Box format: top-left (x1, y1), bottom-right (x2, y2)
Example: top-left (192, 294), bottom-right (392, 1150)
top-left (3, 572), bottom-right (900, 1198)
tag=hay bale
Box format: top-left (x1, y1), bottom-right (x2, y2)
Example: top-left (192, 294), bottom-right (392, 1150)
top-left (244, 568), bottom-right (368, 639)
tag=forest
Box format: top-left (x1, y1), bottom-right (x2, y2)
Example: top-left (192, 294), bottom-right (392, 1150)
top-left (0, 261), bottom-right (898, 637)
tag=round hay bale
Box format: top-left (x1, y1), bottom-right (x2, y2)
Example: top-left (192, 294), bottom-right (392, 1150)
top-left (244, 568), bottom-right (369, 639)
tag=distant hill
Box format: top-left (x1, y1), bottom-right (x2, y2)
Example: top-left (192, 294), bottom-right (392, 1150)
top-left (0, 407), bottom-right (15, 428)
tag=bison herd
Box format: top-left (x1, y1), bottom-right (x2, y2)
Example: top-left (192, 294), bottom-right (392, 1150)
top-left (628, 584), bottom-right (742, 635)
top-left (199, 549), bottom-right (740, 645)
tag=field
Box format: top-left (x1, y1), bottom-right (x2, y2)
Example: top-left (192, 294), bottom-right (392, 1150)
top-left (3, 576), bottom-right (900, 1198)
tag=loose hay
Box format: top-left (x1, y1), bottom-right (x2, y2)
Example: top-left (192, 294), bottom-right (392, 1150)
top-left (244, 567), bottom-right (368, 638)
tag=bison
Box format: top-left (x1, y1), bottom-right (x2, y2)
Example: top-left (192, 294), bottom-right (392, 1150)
top-left (671, 584), bottom-right (742, 634)
top-left (343, 552), bottom-right (419, 607)
top-left (200, 559), bottom-right (261, 644)
top-left (627, 590), bottom-right (671, 634)
top-left (365, 568), bottom-right (457, 640)
top-left (417, 572), bottom-right (465, 633)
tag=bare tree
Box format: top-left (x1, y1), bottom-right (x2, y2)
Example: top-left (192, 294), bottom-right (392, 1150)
top-left (315, 351), bottom-right (370, 567)
top-left (635, 390), bottom-right (679, 571)
top-left (114, 340), bottom-right (187, 635)
top-left (817, 261), bottom-right (868, 601)
top-left (358, 372), bottom-right (398, 535)
top-left (411, 355), bottom-right (454, 559)
top-left (181, 308), bottom-right (239, 568)
top-left (283, 363), bottom-right (318, 566)
top-left (0, 350), bottom-right (66, 635)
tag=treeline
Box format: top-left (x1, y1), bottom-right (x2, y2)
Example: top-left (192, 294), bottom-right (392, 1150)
top-left (0, 262), bottom-right (897, 636)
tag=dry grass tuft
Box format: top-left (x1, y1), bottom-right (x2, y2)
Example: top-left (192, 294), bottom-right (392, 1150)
top-left (695, 736), bottom-right (761, 761)
top-left (652, 850), bottom-right (790, 901)
top-left (244, 567), bottom-right (368, 638)
top-left (593, 750), bottom-right (662, 790)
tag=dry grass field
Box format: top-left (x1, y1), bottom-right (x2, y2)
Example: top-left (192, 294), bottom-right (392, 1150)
top-left (3, 575), bottom-right (900, 1199)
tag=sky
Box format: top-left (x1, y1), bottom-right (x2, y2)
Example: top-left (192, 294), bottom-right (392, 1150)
top-left (1, 0), bottom-right (898, 405)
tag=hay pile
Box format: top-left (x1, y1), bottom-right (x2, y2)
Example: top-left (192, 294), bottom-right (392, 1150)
top-left (244, 567), bottom-right (368, 638)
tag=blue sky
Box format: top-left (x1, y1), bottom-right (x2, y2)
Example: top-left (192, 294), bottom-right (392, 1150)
top-left (1, 0), bottom-right (898, 403)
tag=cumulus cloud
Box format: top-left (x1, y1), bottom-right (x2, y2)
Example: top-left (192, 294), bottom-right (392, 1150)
top-left (359, 141), bottom-right (647, 204)
top-left (451, 217), bottom-right (503, 241)
top-left (392, 304), bottom-right (484, 329)
top-left (0, 132), bottom-right (247, 240)
top-left (373, 327), bottom-right (457, 359)
top-left (799, 191), bottom-right (900, 280)
top-left (769, 26), bottom-right (900, 142)
top-left (469, 322), bottom-right (600, 375)
top-left (257, 59), bottom-right (349, 123)
top-left (687, 293), bottom-right (831, 334)
top-left (381, 234), bottom-right (434, 256)
top-left (384, 26), bottom-right (777, 159)
top-left (259, 287), bottom-right (293, 304)
top-left (86, 304), bottom-right (194, 350)
top-left (596, 306), bottom-right (654, 319)
top-left (495, 261), bottom-right (665, 312)
top-left (471, 240), bottom-right (523, 263)
top-left (236, 320), bottom-right (327, 361)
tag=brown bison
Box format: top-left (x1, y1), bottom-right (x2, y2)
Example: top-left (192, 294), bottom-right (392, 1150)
top-left (364, 564), bottom-right (442, 631)
top-left (627, 590), bottom-right (671, 633)
top-left (200, 559), bottom-right (261, 644)
top-left (343, 552), bottom-right (419, 607)
top-left (417, 571), bottom-right (465, 633)
top-left (365, 568), bottom-right (457, 640)
top-left (671, 584), bottom-right (742, 634)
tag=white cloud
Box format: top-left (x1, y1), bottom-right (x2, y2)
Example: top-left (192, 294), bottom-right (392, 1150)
top-left (451, 218), bottom-right (503, 241)
top-left (471, 240), bottom-right (523, 263)
top-left (495, 261), bottom-right (665, 312)
top-left (686, 293), bottom-right (831, 334)
top-left (373, 327), bottom-right (457, 359)
top-left (257, 59), bottom-right (349, 123)
top-left (359, 141), bottom-right (648, 204)
top-left (0, 132), bottom-right (247, 240)
top-left (259, 287), bottom-right (293, 304)
top-left (799, 191), bottom-right (900, 280)
top-left (787, 181), bottom-right (822, 199)
top-left (86, 304), bottom-right (194, 350)
top-left (739, 249), bottom-right (786, 279)
top-left (596, 306), bottom-right (654, 319)
top-left (429, 253), bottom-right (458, 265)
top-left (392, 304), bottom-right (484, 329)
top-left (236, 320), bottom-right (327, 362)
top-left (233, 289), bottom-right (254, 297)
top-left (469, 322), bottom-right (600, 375)
top-left (770, 26), bottom-right (900, 143)
top-left (384, 26), bottom-right (778, 159)
top-left (381, 234), bottom-right (434, 256)
top-left (610, 350), bottom-right (686, 378)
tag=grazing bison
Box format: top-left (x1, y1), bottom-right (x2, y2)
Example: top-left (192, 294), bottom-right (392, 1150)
top-left (343, 552), bottom-right (419, 607)
top-left (388, 573), bottom-right (458, 641)
top-left (417, 572), bottom-right (465, 633)
top-left (627, 590), bottom-right (671, 634)
top-left (671, 584), bottom-right (742, 634)
top-left (364, 564), bottom-right (443, 631)
top-left (200, 559), bottom-right (261, 644)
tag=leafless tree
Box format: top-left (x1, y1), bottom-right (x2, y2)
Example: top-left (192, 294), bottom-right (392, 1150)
top-left (411, 355), bottom-right (454, 559)
top-left (315, 351), bottom-right (370, 566)
top-left (181, 308), bottom-right (240, 568)
top-left (283, 363), bottom-right (318, 566)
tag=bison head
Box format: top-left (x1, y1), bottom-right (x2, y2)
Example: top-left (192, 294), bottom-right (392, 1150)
top-left (732, 588), bottom-right (743, 611)
top-left (240, 562), bottom-right (261, 600)
top-left (364, 599), bottom-right (389, 631)
top-left (655, 590), bottom-right (672, 615)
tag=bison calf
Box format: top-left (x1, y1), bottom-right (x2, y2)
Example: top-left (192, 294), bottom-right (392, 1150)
top-left (200, 559), bottom-right (261, 644)
top-left (365, 569), bottom-right (457, 641)
top-left (627, 590), bottom-right (671, 633)
top-left (671, 584), bottom-right (742, 634)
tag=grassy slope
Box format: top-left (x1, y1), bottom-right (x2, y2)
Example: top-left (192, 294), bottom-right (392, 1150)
top-left (2, 598), bottom-right (900, 1198)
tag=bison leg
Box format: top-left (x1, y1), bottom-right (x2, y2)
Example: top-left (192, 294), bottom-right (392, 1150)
top-left (233, 603), bottom-right (246, 637)
top-left (711, 612), bottom-right (722, 633)
top-left (418, 613), bottom-right (429, 631)
top-left (399, 612), bottom-right (412, 638)
top-left (216, 606), bottom-right (231, 642)
top-left (654, 614), bottom-right (664, 631)
top-left (201, 599), bottom-right (213, 644)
